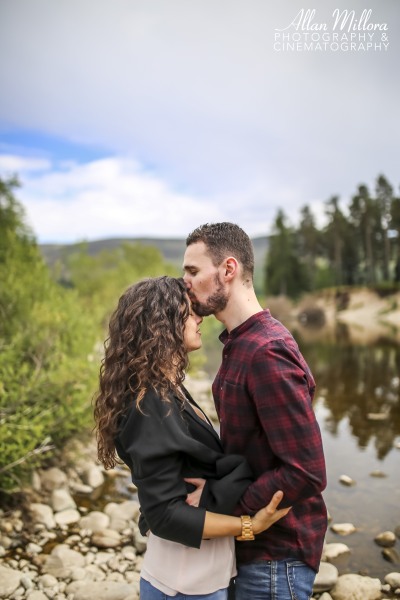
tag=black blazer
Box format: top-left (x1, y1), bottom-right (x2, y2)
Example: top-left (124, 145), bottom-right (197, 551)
top-left (115, 386), bottom-right (253, 549)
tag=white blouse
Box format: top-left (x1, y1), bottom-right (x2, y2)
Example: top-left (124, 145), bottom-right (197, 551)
top-left (141, 532), bottom-right (236, 595)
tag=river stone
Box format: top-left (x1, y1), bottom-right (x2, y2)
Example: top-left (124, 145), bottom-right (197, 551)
top-left (82, 464), bottom-right (105, 488)
top-left (51, 488), bottom-right (77, 512)
top-left (313, 562), bottom-right (339, 592)
top-left (375, 531), bottom-right (397, 547)
top-left (26, 593), bottom-right (48, 600)
top-left (319, 594), bottom-right (333, 600)
top-left (40, 467), bottom-right (68, 491)
top-left (30, 503), bottom-right (56, 529)
top-left (330, 574), bottom-right (382, 600)
top-left (67, 581), bottom-right (133, 600)
top-left (0, 565), bottom-right (22, 599)
top-left (92, 528), bottom-right (122, 548)
top-left (339, 474), bottom-right (355, 486)
top-left (42, 544), bottom-right (85, 579)
top-left (54, 508), bottom-right (81, 526)
top-left (80, 510), bottom-right (110, 532)
top-left (38, 574), bottom-right (58, 588)
top-left (385, 572), bottom-right (400, 588)
top-left (369, 470), bottom-right (387, 477)
top-left (382, 547), bottom-right (400, 563)
top-left (105, 500), bottom-right (140, 522)
top-left (331, 523), bottom-right (356, 536)
top-left (322, 543), bottom-right (351, 561)
top-left (132, 525), bottom-right (147, 554)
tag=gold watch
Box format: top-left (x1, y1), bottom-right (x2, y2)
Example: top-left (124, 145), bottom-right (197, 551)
top-left (236, 515), bottom-right (255, 541)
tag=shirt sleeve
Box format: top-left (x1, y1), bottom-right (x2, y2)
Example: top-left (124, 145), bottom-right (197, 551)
top-left (117, 392), bottom-right (206, 548)
top-left (238, 340), bottom-right (326, 514)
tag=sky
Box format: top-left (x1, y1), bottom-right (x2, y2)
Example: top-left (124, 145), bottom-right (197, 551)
top-left (0, 0), bottom-right (399, 243)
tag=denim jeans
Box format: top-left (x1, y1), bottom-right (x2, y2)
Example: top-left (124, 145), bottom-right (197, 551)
top-left (140, 577), bottom-right (228, 600)
top-left (234, 559), bottom-right (316, 600)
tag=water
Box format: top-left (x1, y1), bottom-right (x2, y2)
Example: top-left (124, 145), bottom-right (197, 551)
top-left (203, 319), bottom-right (400, 579)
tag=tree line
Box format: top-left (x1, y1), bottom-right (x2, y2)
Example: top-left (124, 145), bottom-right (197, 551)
top-left (265, 174), bottom-right (400, 298)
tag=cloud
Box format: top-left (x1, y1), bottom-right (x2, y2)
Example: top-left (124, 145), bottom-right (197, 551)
top-left (14, 156), bottom-right (225, 242)
top-left (0, 154), bottom-right (51, 173)
top-left (0, 1), bottom-right (399, 242)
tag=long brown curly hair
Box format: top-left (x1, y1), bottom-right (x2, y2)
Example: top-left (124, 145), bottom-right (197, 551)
top-left (94, 276), bottom-right (190, 469)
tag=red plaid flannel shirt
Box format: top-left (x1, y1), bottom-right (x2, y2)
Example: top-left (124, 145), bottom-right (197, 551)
top-left (212, 310), bottom-right (327, 572)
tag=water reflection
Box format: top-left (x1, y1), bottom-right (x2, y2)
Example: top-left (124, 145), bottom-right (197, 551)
top-left (202, 318), bottom-right (400, 578)
top-left (291, 322), bottom-right (400, 461)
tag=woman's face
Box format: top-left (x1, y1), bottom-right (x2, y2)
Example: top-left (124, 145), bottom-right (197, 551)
top-left (183, 306), bottom-right (203, 353)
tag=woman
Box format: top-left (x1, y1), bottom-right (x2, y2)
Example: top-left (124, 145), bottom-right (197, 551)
top-left (94, 276), bottom-right (289, 600)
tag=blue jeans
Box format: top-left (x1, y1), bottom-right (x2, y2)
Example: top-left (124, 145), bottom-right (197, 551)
top-left (234, 559), bottom-right (316, 600)
top-left (140, 577), bottom-right (228, 600)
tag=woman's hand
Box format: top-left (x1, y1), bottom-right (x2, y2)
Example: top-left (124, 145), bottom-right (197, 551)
top-left (251, 490), bottom-right (291, 535)
top-left (184, 477), bottom-right (206, 507)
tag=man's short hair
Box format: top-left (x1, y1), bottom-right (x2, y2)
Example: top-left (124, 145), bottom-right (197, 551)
top-left (186, 222), bottom-right (254, 280)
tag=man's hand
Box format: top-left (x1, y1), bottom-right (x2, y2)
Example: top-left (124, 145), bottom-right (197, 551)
top-left (184, 477), bottom-right (206, 507)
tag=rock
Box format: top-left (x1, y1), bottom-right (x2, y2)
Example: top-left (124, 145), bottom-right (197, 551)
top-left (70, 566), bottom-right (87, 581)
top-left (42, 544), bottom-right (85, 579)
top-left (319, 594), bottom-right (333, 600)
top-left (375, 531), bottom-right (397, 547)
top-left (382, 548), bottom-right (400, 564)
top-left (51, 489), bottom-right (77, 512)
top-left (369, 470), bottom-right (387, 477)
top-left (80, 511), bottom-right (110, 532)
top-left (67, 581), bottom-right (134, 600)
top-left (26, 593), bottom-right (48, 600)
top-left (313, 562), bottom-right (339, 593)
top-left (54, 508), bottom-right (81, 526)
top-left (69, 481), bottom-right (93, 494)
top-left (385, 573), bottom-right (400, 589)
top-left (20, 575), bottom-right (34, 590)
top-left (322, 543), bottom-right (351, 561)
top-left (339, 474), bottom-right (355, 486)
top-left (26, 542), bottom-right (43, 554)
top-left (91, 529), bottom-right (122, 548)
top-left (30, 503), bottom-right (56, 529)
top-left (331, 523), bottom-right (357, 536)
top-left (39, 467), bottom-right (68, 491)
top-left (132, 525), bottom-right (147, 554)
top-left (0, 565), bottom-right (22, 599)
top-left (330, 574), bottom-right (381, 599)
top-left (367, 412), bottom-right (389, 421)
top-left (38, 574), bottom-right (58, 588)
top-left (82, 465), bottom-right (105, 488)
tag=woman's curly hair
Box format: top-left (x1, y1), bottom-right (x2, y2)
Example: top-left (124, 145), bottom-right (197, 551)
top-left (94, 276), bottom-right (190, 469)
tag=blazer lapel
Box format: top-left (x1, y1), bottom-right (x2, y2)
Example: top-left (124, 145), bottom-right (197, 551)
top-left (178, 387), bottom-right (222, 447)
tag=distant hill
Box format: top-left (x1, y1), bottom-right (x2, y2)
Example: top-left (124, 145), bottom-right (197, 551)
top-left (39, 235), bottom-right (269, 291)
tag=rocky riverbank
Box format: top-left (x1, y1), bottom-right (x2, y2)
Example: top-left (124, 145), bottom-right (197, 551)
top-left (1, 376), bottom-right (400, 600)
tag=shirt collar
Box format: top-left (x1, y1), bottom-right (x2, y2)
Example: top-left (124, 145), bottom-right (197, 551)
top-left (219, 309), bottom-right (270, 344)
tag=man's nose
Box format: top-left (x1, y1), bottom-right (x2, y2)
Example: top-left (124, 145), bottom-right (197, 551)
top-left (183, 274), bottom-right (191, 288)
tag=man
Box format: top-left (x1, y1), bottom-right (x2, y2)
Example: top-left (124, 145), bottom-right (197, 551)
top-left (183, 222), bottom-right (327, 600)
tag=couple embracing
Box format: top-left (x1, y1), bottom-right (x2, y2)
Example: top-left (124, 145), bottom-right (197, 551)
top-left (94, 222), bottom-right (327, 600)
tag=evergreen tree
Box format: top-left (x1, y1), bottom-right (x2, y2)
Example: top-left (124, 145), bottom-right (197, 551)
top-left (265, 209), bottom-right (309, 298)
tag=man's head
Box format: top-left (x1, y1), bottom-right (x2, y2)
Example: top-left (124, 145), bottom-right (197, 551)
top-left (183, 222), bottom-right (254, 317)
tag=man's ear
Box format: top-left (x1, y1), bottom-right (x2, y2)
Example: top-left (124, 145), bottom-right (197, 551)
top-left (224, 257), bottom-right (239, 280)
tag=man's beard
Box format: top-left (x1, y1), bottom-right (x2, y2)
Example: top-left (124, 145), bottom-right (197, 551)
top-left (189, 274), bottom-right (229, 317)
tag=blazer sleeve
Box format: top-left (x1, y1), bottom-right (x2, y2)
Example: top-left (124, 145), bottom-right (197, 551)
top-left (199, 454), bottom-right (253, 514)
top-left (116, 391), bottom-right (206, 548)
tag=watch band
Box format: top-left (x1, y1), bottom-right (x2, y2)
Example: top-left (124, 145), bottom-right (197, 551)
top-left (236, 515), bottom-right (255, 541)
